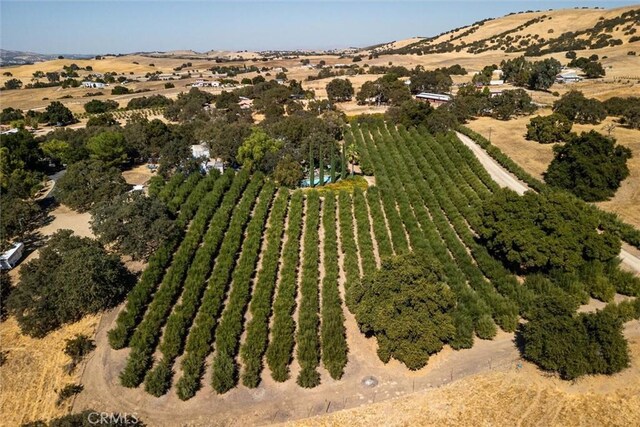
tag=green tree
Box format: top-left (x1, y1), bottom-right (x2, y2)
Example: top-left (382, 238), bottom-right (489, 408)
top-left (0, 107), bottom-right (24, 124)
top-left (545, 131), bottom-right (631, 201)
top-left (553, 91), bottom-right (606, 124)
top-left (348, 252), bottom-right (455, 370)
top-left (273, 153), bottom-right (303, 187)
top-left (521, 293), bottom-right (629, 380)
top-left (582, 61), bottom-right (606, 79)
top-left (528, 58), bottom-right (562, 91)
top-left (84, 99), bottom-right (119, 114)
top-left (40, 139), bottom-right (71, 164)
top-left (6, 230), bottom-right (133, 337)
top-left (490, 89), bottom-right (536, 120)
top-left (326, 78), bottom-right (354, 103)
top-left (525, 113), bottom-right (572, 143)
top-left (3, 78), bottom-right (22, 90)
top-left (56, 160), bottom-right (129, 212)
top-left (111, 85), bottom-right (131, 95)
top-left (237, 128), bottom-right (282, 171)
top-left (409, 70), bottom-right (453, 94)
top-left (86, 131), bottom-right (130, 167)
top-left (44, 101), bottom-right (75, 126)
top-left (91, 191), bottom-right (177, 260)
top-left (479, 189), bottom-right (621, 273)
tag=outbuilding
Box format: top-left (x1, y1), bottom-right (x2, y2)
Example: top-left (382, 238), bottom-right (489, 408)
top-left (415, 92), bottom-right (452, 107)
top-left (0, 242), bottom-right (24, 270)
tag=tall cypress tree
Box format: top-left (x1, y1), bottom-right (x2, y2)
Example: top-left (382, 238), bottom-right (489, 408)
top-left (341, 143), bottom-right (346, 179)
top-left (309, 142), bottom-right (315, 187)
top-left (318, 146), bottom-right (324, 187)
top-left (330, 143), bottom-right (336, 183)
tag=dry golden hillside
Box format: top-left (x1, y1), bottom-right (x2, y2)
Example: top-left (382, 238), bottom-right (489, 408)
top-left (368, 5), bottom-right (639, 56)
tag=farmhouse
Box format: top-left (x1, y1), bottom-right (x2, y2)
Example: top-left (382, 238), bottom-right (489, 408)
top-left (0, 242), bottom-right (24, 270)
top-left (556, 71), bottom-right (583, 83)
top-left (489, 79), bottom-right (504, 86)
top-left (82, 81), bottom-right (106, 89)
top-left (191, 144), bottom-right (224, 174)
top-left (192, 79), bottom-right (220, 88)
top-left (415, 92), bottom-right (452, 107)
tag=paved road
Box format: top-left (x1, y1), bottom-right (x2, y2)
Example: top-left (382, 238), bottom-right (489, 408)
top-left (455, 131), bottom-right (640, 275)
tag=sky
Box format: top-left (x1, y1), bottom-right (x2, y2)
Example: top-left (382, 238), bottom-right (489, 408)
top-left (1, 1), bottom-right (638, 54)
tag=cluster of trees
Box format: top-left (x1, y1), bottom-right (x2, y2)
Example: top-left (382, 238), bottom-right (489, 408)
top-left (479, 189), bottom-right (621, 273)
top-left (552, 90), bottom-right (606, 124)
top-left (325, 78), bottom-right (354, 103)
top-left (603, 96), bottom-right (640, 129)
top-left (349, 252), bottom-right (456, 370)
top-left (84, 99), bottom-right (119, 114)
top-left (521, 293), bottom-right (632, 380)
top-left (500, 56), bottom-right (562, 91)
top-left (356, 74), bottom-right (411, 106)
top-left (6, 230), bottom-right (133, 337)
top-left (91, 191), bottom-right (178, 260)
top-left (525, 113), bottom-right (573, 143)
top-left (545, 131), bottom-right (632, 201)
top-left (567, 55), bottom-right (606, 78)
top-left (452, 85), bottom-right (536, 121)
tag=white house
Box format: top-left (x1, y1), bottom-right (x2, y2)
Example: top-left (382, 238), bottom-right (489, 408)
top-left (82, 81), bottom-right (106, 89)
top-left (556, 71), bottom-right (582, 83)
top-left (415, 92), bottom-right (452, 107)
top-left (0, 242), bottom-right (24, 270)
top-left (489, 79), bottom-right (504, 86)
top-left (191, 144), bottom-right (224, 174)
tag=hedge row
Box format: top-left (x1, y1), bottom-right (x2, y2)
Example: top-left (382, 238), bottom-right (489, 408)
top-left (457, 126), bottom-right (640, 248)
top-left (337, 191), bottom-right (360, 293)
top-left (354, 125), bottom-right (409, 254)
top-left (167, 172), bottom-right (203, 214)
top-left (157, 172), bottom-right (185, 203)
top-left (353, 187), bottom-right (376, 274)
top-left (266, 191), bottom-right (304, 382)
top-left (320, 192), bottom-right (348, 379)
top-left (118, 170), bottom-right (247, 388)
top-left (296, 191), bottom-right (321, 388)
top-left (175, 174), bottom-right (265, 400)
top-left (211, 182), bottom-right (276, 393)
top-left (141, 170), bottom-right (255, 396)
top-left (107, 171), bottom-right (225, 350)
top-left (365, 186), bottom-right (393, 259)
top-left (240, 190), bottom-right (289, 388)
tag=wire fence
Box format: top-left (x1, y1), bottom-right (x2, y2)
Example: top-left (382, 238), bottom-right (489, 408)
top-left (267, 355), bottom-right (524, 423)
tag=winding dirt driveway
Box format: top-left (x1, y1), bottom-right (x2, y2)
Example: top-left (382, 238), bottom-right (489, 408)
top-left (455, 131), bottom-right (640, 276)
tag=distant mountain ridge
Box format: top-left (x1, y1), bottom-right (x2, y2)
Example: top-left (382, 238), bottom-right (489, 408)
top-left (0, 49), bottom-right (94, 66)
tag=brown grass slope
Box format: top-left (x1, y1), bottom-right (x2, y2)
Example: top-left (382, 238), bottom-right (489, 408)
top-left (367, 5), bottom-right (639, 56)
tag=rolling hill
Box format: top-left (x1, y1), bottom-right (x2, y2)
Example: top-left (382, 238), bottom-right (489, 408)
top-left (366, 6), bottom-right (639, 56)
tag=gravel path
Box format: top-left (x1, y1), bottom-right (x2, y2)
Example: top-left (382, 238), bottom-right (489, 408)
top-left (455, 131), bottom-right (640, 275)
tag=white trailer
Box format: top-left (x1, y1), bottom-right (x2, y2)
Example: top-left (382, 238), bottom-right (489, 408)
top-left (0, 242), bottom-right (24, 270)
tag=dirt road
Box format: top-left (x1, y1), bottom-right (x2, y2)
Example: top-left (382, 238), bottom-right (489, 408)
top-left (455, 131), bottom-right (640, 275)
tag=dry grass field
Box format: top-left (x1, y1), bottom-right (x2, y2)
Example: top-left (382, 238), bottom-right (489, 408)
top-left (465, 110), bottom-right (640, 229)
top-left (290, 327), bottom-right (640, 427)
